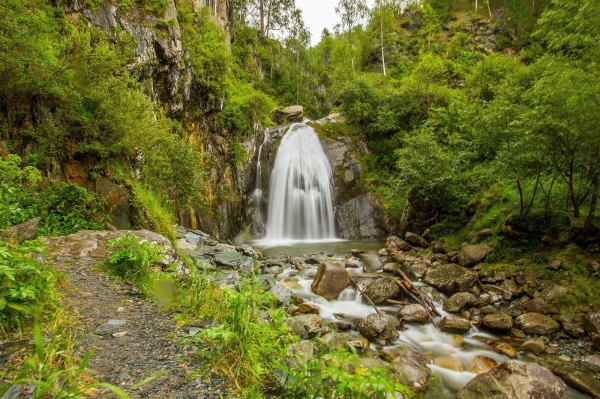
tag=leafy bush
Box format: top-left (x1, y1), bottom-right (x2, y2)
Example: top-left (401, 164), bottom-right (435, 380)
top-left (184, 277), bottom-right (296, 396)
top-left (0, 240), bottom-right (58, 335)
top-left (282, 347), bottom-right (409, 398)
top-left (100, 234), bottom-right (165, 287)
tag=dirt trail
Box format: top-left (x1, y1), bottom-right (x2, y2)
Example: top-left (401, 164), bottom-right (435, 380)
top-left (42, 231), bottom-right (230, 399)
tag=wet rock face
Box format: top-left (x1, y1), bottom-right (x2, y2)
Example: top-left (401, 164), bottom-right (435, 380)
top-left (321, 136), bottom-right (388, 239)
top-left (310, 262), bottom-right (350, 300)
top-left (358, 313), bottom-right (399, 344)
top-left (455, 361), bottom-right (567, 399)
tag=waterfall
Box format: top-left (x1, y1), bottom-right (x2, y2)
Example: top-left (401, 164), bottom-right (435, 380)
top-left (263, 123), bottom-right (336, 242)
top-left (251, 129), bottom-right (270, 236)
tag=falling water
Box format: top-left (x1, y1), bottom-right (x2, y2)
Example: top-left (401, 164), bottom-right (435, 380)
top-left (263, 123), bottom-right (337, 243)
top-left (252, 130), bottom-right (270, 219)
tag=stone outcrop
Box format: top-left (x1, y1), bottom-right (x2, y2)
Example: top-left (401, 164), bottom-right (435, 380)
top-left (455, 361), bottom-right (567, 399)
top-left (321, 135), bottom-right (388, 239)
top-left (1, 217), bottom-right (40, 243)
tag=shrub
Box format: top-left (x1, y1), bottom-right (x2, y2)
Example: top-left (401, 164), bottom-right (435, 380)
top-left (99, 234), bottom-right (165, 288)
top-left (0, 240), bottom-right (58, 335)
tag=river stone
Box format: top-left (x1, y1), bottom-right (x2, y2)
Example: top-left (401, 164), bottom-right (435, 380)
top-left (455, 361), bottom-right (567, 399)
top-left (524, 298), bottom-right (551, 314)
top-left (514, 312), bottom-right (560, 335)
top-left (359, 253), bottom-right (383, 272)
top-left (458, 244), bottom-right (494, 267)
top-left (552, 368), bottom-right (600, 399)
top-left (453, 334), bottom-right (465, 347)
top-left (482, 314), bottom-right (513, 330)
top-left (286, 340), bottom-right (315, 368)
top-left (386, 235), bottom-right (413, 252)
top-left (469, 355), bottom-right (499, 374)
top-left (562, 322), bottom-right (585, 338)
top-left (439, 316), bottom-right (471, 334)
top-left (540, 283), bottom-right (568, 302)
top-left (358, 313), bottom-right (399, 344)
top-left (213, 251), bottom-right (244, 267)
top-left (495, 342), bottom-right (518, 358)
top-left (285, 314), bottom-right (323, 339)
top-left (389, 347), bottom-right (431, 389)
top-left (298, 303), bottom-right (320, 314)
top-left (398, 304), bottom-right (429, 324)
top-left (383, 262), bottom-right (399, 273)
top-left (311, 262), bottom-right (350, 300)
top-left (443, 292), bottom-right (476, 313)
top-left (433, 355), bottom-right (464, 372)
top-left (269, 285), bottom-right (292, 305)
top-left (503, 296), bottom-right (530, 317)
top-left (404, 232), bottom-right (428, 248)
top-left (424, 264), bottom-right (479, 295)
top-left (362, 277), bottom-right (400, 304)
top-left (433, 238), bottom-right (447, 254)
top-left (582, 312), bottom-right (600, 335)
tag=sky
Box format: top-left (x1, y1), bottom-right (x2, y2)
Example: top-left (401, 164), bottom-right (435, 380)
top-left (296, 0), bottom-right (375, 46)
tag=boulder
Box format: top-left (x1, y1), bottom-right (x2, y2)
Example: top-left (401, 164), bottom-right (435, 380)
top-left (482, 314), bottom-right (513, 330)
top-left (562, 322), bottom-right (585, 338)
top-left (456, 362), bottom-right (566, 399)
top-left (551, 368), bottom-right (600, 399)
top-left (514, 313), bottom-right (560, 335)
top-left (311, 262), bottom-right (350, 300)
top-left (362, 277), bottom-right (400, 304)
top-left (404, 232), bottom-right (428, 248)
top-left (285, 314), bottom-right (323, 339)
top-left (433, 355), bottom-right (464, 372)
top-left (469, 355), bottom-right (499, 374)
top-left (582, 312), bottom-right (600, 335)
top-left (424, 264), bottom-right (479, 295)
top-left (358, 313), bottom-right (399, 344)
top-left (389, 347), bottom-right (431, 389)
top-left (520, 337), bottom-right (545, 354)
top-left (1, 217), bottom-right (40, 243)
top-left (398, 304), bottom-right (429, 324)
top-left (540, 284), bottom-right (568, 302)
top-left (524, 298), bottom-right (552, 314)
top-left (546, 259), bottom-right (564, 271)
top-left (386, 235), bottom-right (413, 252)
top-left (286, 340), bottom-right (315, 368)
top-left (458, 244), bottom-right (494, 267)
top-left (275, 105), bottom-right (303, 123)
top-left (359, 253), bottom-right (383, 272)
top-left (298, 303), bottom-right (320, 314)
top-left (432, 238), bottom-right (447, 254)
top-left (439, 316), bottom-right (472, 334)
top-left (443, 292), bottom-right (476, 313)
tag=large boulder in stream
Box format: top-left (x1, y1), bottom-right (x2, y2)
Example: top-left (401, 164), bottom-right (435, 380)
top-left (275, 105), bottom-right (303, 123)
top-left (311, 261), bottom-right (350, 300)
top-left (458, 244), bottom-right (494, 267)
top-left (362, 277), bottom-right (400, 304)
top-left (424, 264), bottom-right (479, 295)
top-left (455, 361), bottom-right (567, 399)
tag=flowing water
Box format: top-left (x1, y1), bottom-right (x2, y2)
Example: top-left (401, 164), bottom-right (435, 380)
top-left (257, 123), bottom-right (336, 245)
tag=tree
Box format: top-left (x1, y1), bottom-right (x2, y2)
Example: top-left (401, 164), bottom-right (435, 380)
top-left (243, 0), bottom-right (298, 38)
top-left (335, 0), bottom-right (368, 74)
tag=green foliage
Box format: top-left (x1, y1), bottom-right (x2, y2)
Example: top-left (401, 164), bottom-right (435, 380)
top-left (0, 240), bottom-right (58, 335)
top-left (137, 0), bottom-right (168, 16)
top-left (221, 83), bottom-right (277, 134)
top-left (282, 347), bottom-right (409, 398)
top-left (184, 277), bottom-right (297, 396)
top-left (100, 234), bottom-right (165, 287)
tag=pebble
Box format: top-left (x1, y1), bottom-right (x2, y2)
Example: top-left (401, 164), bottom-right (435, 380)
top-left (112, 331), bottom-right (128, 337)
top-left (189, 327), bottom-right (201, 336)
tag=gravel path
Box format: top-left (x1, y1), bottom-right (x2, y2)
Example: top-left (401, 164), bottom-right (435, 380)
top-left (53, 256), bottom-right (230, 399)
